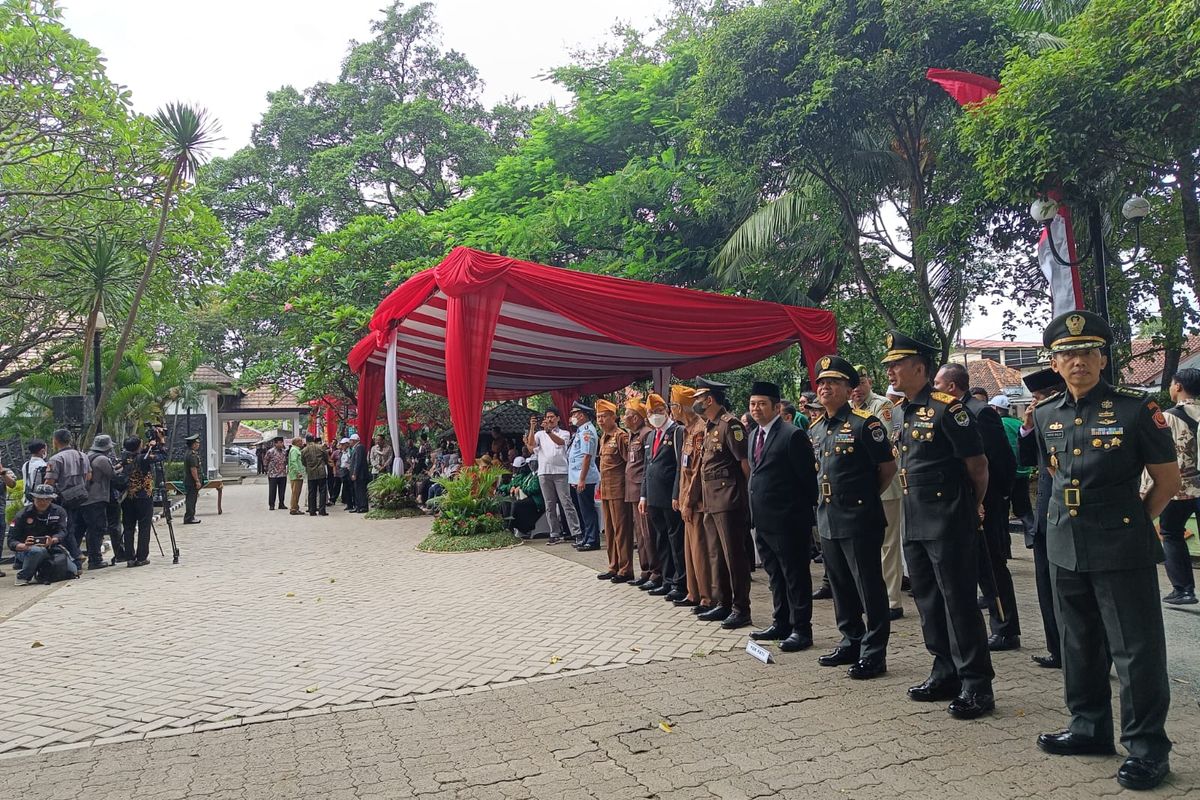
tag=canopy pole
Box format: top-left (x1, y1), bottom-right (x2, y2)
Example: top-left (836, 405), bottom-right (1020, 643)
top-left (384, 331), bottom-right (404, 475)
top-left (652, 367), bottom-right (672, 398)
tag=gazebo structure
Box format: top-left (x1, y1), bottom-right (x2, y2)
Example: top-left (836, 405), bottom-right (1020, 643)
top-left (349, 247), bottom-right (837, 465)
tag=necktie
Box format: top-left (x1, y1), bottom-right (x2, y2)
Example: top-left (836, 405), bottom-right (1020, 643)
top-left (653, 429), bottom-right (663, 456)
top-left (755, 427), bottom-right (766, 462)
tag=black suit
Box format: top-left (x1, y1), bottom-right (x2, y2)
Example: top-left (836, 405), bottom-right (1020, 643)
top-left (963, 396), bottom-right (1020, 639)
top-left (748, 417), bottom-right (819, 635)
top-left (643, 423), bottom-right (686, 591)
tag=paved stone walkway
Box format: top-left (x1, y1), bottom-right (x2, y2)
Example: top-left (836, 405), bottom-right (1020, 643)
top-left (0, 483), bottom-right (1196, 798)
top-left (0, 486), bottom-right (743, 754)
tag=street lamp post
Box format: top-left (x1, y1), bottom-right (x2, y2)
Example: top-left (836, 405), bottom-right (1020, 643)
top-left (1030, 195), bottom-right (1149, 384)
top-left (92, 311), bottom-right (108, 433)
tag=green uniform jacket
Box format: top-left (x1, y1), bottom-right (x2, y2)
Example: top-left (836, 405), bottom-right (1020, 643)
top-left (811, 404), bottom-right (894, 539)
top-left (1032, 381), bottom-right (1175, 572)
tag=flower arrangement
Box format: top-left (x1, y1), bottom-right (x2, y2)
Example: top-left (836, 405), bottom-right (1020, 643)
top-left (427, 464), bottom-right (507, 536)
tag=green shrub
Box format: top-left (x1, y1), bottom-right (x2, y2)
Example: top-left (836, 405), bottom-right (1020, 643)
top-left (164, 461), bottom-right (185, 483)
top-left (5, 478), bottom-right (24, 524)
top-left (367, 473), bottom-right (418, 510)
top-left (427, 465), bottom-right (505, 517)
top-left (430, 509), bottom-right (508, 537)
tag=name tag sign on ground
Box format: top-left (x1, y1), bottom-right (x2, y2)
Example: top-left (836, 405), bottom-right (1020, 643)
top-left (745, 640), bottom-right (773, 664)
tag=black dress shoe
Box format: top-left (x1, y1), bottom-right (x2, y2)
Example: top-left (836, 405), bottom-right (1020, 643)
top-left (183, 519), bottom-right (202, 524)
top-left (848, 657), bottom-right (887, 680)
top-left (673, 597), bottom-right (698, 607)
top-left (610, 574), bottom-right (632, 584)
top-left (692, 604), bottom-right (712, 615)
top-left (648, 584), bottom-right (672, 596)
top-left (812, 585), bottom-right (833, 600)
top-left (778, 632), bottom-right (813, 652)
top-left (134, 559), bottom-right (149, 566)
top-left (947, 692), bottom-right (995, 720)
top-left (1031, 654), bottom-right (1062, 669)
top-left (664, 589), bottom-right (686, 602)
top-left (1117, 756), bottom-right (1170, 790)
top-left (749, 624), bottom-right (792, 641)
top-left (987, 634), bottom-right (1020, 651)
top-left (597, 571), bottom-right (616, 580)
top-left (629, 577), bottom-right (649, 588)
top-left (817, 646), bottom-right (860, 666)
top-left (1036, 730), bottom-right (1115, 756)
top-left (721, 611), bottom-right (752, 630)
top-left (697, 605), bottom-right (731, 622)
top-left (907, 678), bottom-right (961, 702)
top-left (639, 581), bottom-right (661, 592)
top-left (88, 561), bottom-right (109, 570)
top-left (888, 607), bottom-right (904, 621)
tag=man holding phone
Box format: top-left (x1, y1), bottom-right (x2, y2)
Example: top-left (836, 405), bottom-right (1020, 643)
top-left (524, 407), bottom-right (581, 543)
top-left (8, 483), bottom-right (77, 584)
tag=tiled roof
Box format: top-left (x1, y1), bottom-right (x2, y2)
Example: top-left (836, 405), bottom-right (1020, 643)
top-left (220, 386), bottom-right (307, 413)
top-left (192, 365), bottom-right (235, 385)
top-left (230, 423), bottom-right (265, 443)
top-left (968, 358), bottom-right (1026, 399)
top-left (480, 401), bottom-right (535, 435)
top-left (1122, 335), bottom-right (1200, 386)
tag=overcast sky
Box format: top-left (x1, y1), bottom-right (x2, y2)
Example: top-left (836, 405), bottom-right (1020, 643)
top-left (60, 0), bottom-right (1039, 341)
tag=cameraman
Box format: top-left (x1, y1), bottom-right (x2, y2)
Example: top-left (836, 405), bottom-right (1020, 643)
top-left (9, 484), bottom-right (78, 584)
top-left (119, 435), bottom-right (160, 567)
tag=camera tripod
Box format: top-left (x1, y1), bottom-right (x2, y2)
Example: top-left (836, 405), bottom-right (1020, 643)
top-left (150, 456), bottom-right (180, 564)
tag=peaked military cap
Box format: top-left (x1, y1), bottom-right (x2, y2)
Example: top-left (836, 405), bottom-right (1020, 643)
top-left (1043, 309), bottom-right (1112, 354)
top-left (749, 381), bottom-right (782, 399)
top-left (570, 401), bottom-right (595, 419)
top-left (880, 330), bottom-right (937, 364)
top-left (1023, 367), bottom-right (1064, 394)
top-left (183, 434), bottom-right (200, 443)
top-left (814, 355), bottom-right (860, 389)
top-left (693, 377), bottom-right (730, 399)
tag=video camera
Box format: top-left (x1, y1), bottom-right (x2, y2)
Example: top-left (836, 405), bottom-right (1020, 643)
top-left (144, 422), bottom-right (167, 447)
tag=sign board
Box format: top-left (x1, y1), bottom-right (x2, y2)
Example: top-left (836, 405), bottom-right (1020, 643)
top-left (745, 640), bottom-right (774, 664)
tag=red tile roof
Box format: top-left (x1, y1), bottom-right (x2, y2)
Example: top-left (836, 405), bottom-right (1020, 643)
top-left (968, 358), bottom-right (1026, 399)
top-left (191, 365), bottom-right (235, 386)
top-left (1122, 335), bottom-right (1200, 386)
top-left (220, 386), bottom-right (306, 413)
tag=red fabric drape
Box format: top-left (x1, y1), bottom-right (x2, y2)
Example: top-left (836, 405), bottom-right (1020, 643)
top-left (443, 281), bottom-right (505, 467)
top-left (926, 68), bottom-right (1000, 106)
top-left (324, 402), bottom-right (339, 443)
top-left (551, 390), bottom-right (578, 421)
top-left (350, 247), bottom-right (838, 466)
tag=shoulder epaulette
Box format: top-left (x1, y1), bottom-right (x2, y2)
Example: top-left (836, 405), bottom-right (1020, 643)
top-left (1034, 392), bottom-right (1061, 408)
top-left (851, 408), bottom-right (871, 419)
top-left (930, 391), bottom-right (957, 405)
top-left (809, 414), bottom-right (825, 428)
top-left (1114, 386), bottom-right (1147, 398)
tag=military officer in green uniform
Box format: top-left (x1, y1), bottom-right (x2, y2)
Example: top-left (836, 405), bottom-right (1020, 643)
top-left (810, 356), bottom-right (896, 679)
top-left (693, 377), bottom-right (753, 629)
top-left (1030, 310), bottom-right (1179, 791)
top-left (882, 331), bottom-right (995, 720)
top-left (182, 434), bottom-right (202, 525)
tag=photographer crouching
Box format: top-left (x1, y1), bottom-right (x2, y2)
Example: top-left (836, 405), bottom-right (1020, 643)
top-left (8, 484), bottom-right (78, 584)
top-left (118, 434), bottom-right (162, 567)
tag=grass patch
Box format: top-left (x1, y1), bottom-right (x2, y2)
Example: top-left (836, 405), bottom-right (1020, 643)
top-left (417, 529), bottom-right (519, 553)
top-left (364, 507), bottom-right (424, 520)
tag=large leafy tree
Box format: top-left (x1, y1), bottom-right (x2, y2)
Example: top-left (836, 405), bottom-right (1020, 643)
top-left (198, 1), bottom-right (535, 271)
top-left (693, 0), bottom-right (1016, 358)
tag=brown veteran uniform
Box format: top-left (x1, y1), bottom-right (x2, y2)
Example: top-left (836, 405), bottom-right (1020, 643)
top-left (675, 384), bottom-right (716, 609)
top-left (624, 400), bottom-right (659, 584)
top-left (597, 399), bottom-right (634, 579)
top-left (697, 381), bottom-right (753, 617)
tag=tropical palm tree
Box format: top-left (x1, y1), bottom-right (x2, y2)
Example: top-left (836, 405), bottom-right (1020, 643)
top-left (57, 231), bottom-right (138, 397)
top-left (89, 102), bottom-right (219, 443)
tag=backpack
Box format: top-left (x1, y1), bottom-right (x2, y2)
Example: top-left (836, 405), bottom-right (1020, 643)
top-left (22, 459), bottom-right (46, 503)
top-left (37, 545), bottom-right (75, 583)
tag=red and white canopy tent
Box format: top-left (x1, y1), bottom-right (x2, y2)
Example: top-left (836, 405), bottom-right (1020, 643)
top-left (348, 247), bottom-right (838, 466)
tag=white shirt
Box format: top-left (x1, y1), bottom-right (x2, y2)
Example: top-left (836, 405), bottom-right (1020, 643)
top-left (533, 428), bottom-right (570, 475)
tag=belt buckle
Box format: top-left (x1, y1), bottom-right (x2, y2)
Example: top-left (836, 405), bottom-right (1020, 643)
top-left (898, 472), bottom-right (908, 489)
top-left (1064, 487), bottom-right (1080, 508)
top-left (821, 482), bottom-right (831, 498)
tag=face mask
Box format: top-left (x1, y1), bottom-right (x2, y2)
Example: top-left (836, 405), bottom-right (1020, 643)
top-left (648, 413), bottom-right (668, 429)
top-left (692, 401), bottom-right (707, 415)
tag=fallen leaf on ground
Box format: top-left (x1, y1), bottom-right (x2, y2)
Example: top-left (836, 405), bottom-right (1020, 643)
top-left (305, 685), bottom-right (318, 693)
top-left (329, 578), bottom-right (336, 584)
top-left (658, 721), bottom-right (673, 733)
top-left (285, 592), bottom-right (295, 598)
top-left (631, 646), bottom-right (642, 652)
top-left (549, 655), bottom-right (562, 664)
top-left (1016, 709), bottom-right (1026, 717)
top-left (30, 641), bottom-right (43, 648)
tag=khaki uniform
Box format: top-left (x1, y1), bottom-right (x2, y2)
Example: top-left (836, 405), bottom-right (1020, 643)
top-left (857, 391), bottom-right (904, 610)
top-left (600, 428), bottom-right (633, 577)
top-left (700, 411), bottom-right (751, 614)
top-left (679, 416), bottom-right (715, 606)
top-left (625, 424), bottom-right (658, 581)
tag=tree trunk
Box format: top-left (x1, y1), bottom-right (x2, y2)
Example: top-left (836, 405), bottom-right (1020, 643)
top-left (86, 158), bottom-right (183, 445)
top-left (78, 306), bottom-right (97, 398)
top-left (1178, 151), bottom-right (1200, 311)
